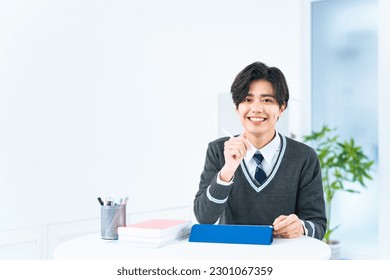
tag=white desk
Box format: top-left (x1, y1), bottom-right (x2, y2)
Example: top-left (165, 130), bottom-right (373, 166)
top-left (54, 233), bottom-right (331, 260)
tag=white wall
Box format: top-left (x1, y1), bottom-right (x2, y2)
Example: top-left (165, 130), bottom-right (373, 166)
top-left (0, 0), bottom-right (309, 258)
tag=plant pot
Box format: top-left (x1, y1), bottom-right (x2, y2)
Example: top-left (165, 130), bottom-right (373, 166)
top-left (327, 240), bottom-right (341, 260)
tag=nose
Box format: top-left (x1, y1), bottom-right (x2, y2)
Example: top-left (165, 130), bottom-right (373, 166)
top-left (251, 100), bottom-right (264, 113)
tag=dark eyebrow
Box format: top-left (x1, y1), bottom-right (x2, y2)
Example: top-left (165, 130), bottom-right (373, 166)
top-left (262, 94), bottom-right (276, 99)
top-left (247, 93), bottom-right (275, 98)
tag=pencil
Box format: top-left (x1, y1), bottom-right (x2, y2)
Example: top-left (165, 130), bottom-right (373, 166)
top-left (222, 128), bottom-right (235, 138)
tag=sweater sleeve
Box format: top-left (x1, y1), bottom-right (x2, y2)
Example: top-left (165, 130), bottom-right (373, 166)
top-left (297, 148), bottom-right (327, 240)
top-left (193, 140), bottom-right (233, 224)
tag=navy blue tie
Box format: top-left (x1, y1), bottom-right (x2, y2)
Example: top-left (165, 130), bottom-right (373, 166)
top-left (253, 153), bottom-right (267, 184)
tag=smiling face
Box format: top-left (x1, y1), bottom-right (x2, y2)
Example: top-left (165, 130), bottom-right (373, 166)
top-left (236, 79), bottom-right (286, 147)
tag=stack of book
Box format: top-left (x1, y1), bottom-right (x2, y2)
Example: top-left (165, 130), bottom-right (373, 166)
top-left (118, 219), bottom-right (192, 247)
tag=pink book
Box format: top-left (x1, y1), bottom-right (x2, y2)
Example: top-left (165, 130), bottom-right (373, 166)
top-left (118, 219), bottom-right (192, 238)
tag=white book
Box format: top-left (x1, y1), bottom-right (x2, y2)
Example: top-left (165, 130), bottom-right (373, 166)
top-left (119, 228), bottom-right (190, 244)
top-left (118, 219), bottom-right (192, 238)
top-left (120, 234), bottom-right (189, 248)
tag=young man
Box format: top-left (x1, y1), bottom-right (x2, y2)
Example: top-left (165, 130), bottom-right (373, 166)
top-left (194, 62), bottom-right (326, 240)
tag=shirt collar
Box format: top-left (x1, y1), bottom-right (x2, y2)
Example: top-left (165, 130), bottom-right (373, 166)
top-left (244, 132), bottom-right (281, 164)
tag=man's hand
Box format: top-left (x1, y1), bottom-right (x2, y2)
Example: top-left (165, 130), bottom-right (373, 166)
top-left (272, 214), bottom-right (304, 238)
top-left (219, 132), bottom-right (251, 182)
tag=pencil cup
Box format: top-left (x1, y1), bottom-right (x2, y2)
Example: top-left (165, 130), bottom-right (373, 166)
top-left (100, 205), bottom-right (126, 240)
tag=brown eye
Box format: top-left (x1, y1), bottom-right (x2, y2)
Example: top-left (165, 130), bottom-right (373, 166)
top-left (262, 97), bottom-right (276, 103)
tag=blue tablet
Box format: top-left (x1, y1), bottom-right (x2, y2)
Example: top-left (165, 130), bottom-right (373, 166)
top-left (188, 224), bottom-right (273, 245)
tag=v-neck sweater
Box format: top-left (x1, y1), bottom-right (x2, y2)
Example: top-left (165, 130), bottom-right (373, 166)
top-left (193, 133), bottom-right (327, 240)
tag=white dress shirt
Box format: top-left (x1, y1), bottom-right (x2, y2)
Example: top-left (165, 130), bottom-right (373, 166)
top-left (243, 132), bottom-right (281, 178)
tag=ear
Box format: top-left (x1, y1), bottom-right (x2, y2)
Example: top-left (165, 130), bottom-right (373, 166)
top-left (278, 103), bottom-right (286, 117)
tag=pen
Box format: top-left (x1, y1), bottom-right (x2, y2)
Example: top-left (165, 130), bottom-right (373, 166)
top-left (222, 128), bottom-right (253, 149)
top-left (121, 196), bottom-right (129, 206)
top-left (222, 128), bottom-right (235, 138)
top-left (106, 195), bottom-right (115, 206)
top-left (97, 197), bottom-right (104, 206)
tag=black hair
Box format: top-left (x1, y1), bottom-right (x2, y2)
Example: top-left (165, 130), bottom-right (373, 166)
top-left (230, 61), bottom-right (289, 109)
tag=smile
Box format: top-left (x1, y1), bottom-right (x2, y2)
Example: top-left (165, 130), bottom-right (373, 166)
top-left (248, 117), bottom-right (266, 122)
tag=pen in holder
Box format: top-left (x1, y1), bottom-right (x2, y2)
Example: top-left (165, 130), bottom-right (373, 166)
top-left (101, 204), bottom-right (126, 240)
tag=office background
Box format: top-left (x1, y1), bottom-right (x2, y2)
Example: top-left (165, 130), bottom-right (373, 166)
top-left (0, 0), bottom-right (389, 259)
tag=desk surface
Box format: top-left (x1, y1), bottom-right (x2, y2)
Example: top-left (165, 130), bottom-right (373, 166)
top-left (54, 233), bottom-right (331, 260)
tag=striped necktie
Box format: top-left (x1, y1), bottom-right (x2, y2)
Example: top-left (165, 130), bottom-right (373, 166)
top-left (253, 153), bottom-right (267, 184)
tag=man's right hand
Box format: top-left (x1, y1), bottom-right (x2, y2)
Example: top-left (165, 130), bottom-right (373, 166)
top-left (219, 132), bottom-right (251, 182)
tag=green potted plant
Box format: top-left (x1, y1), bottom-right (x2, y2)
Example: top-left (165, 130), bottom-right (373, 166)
top-left (303, 125), bottom-right (375, 259)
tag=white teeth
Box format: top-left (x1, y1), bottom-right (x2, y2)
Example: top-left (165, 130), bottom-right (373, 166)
top-left (249, 117), bottom-right (264, 122)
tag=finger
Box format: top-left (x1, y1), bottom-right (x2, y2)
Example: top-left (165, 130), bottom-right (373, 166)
top-left (273, 216), bottom-right (303, 237)
top-left (273, 220), bottom-right (298, 235)
top-left (273, 215), bottom-right (288, 224)
top-left (225, 138), bottom-right (248, 158)
top-left (224, 146), bottom-right (245, 161)
top-left (272, 215), bottom-right (288, 230)
top-left (276, 231), bottom-right (301, 238)
top-left (274, 226), bottom-right (302, 238)
top-left (225, 149), bottom-right (242, 160)
top-left (273, 214), bottom-right (299, 232)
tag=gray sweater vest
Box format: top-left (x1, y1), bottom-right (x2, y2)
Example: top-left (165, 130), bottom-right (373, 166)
top-left (194, 133), bottom-right (327, 240)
